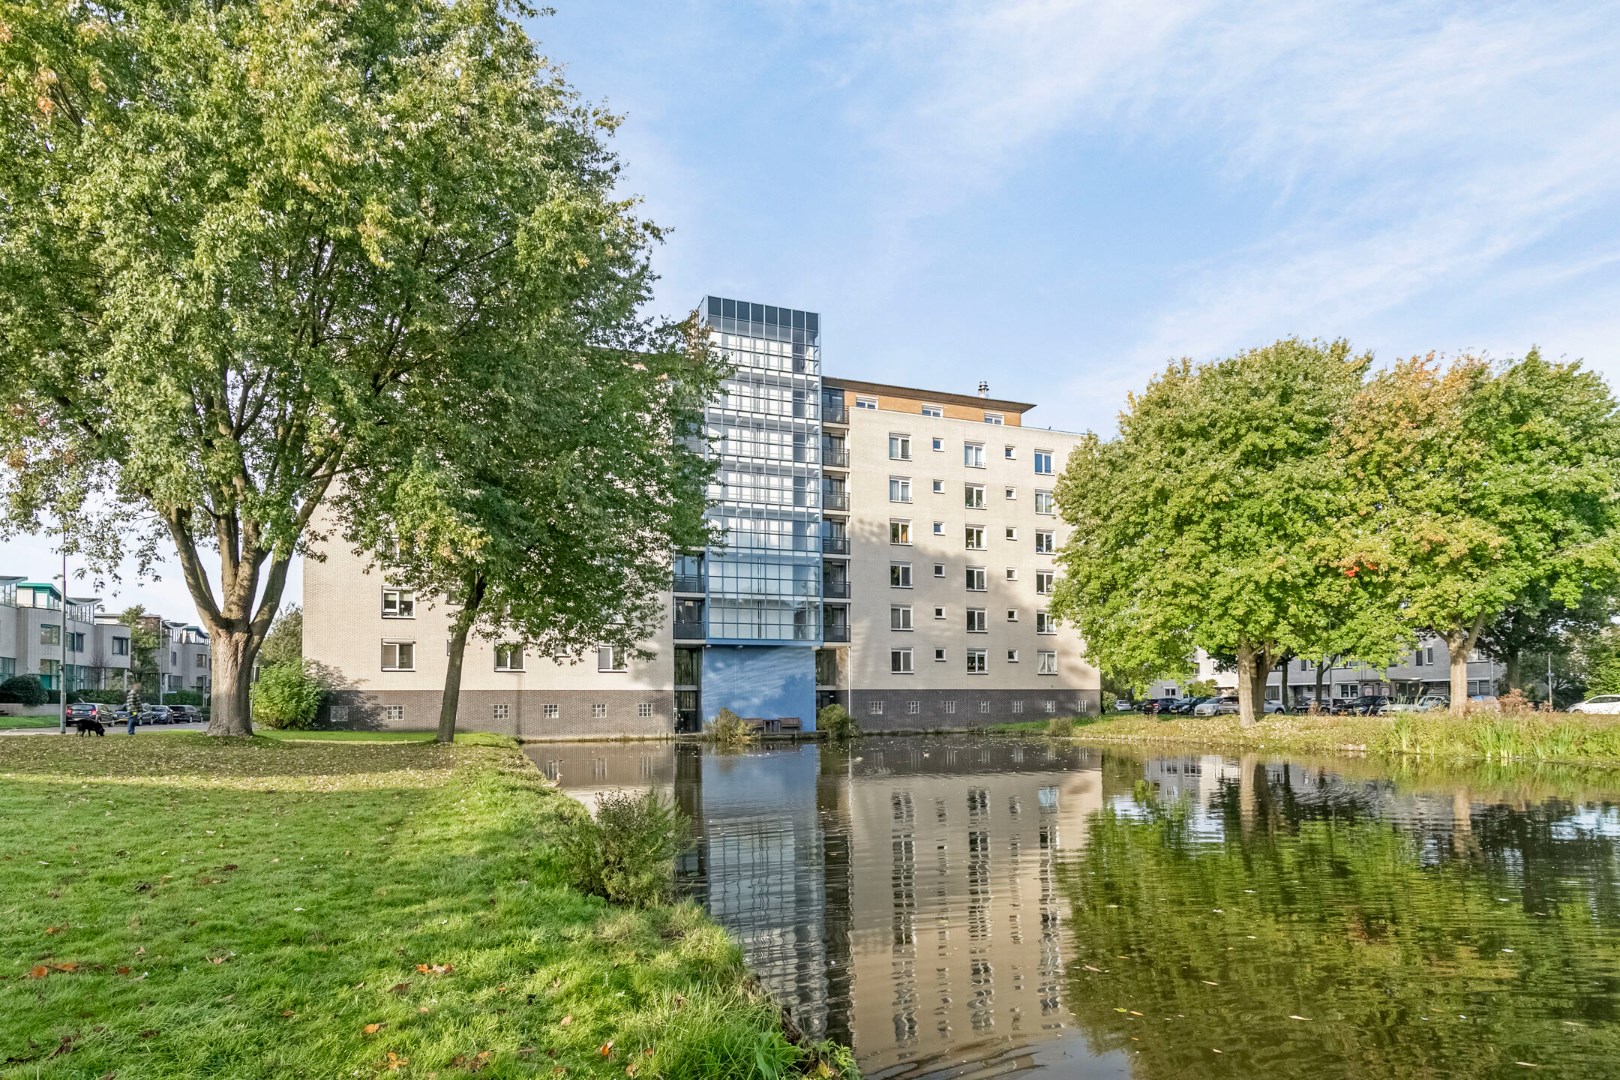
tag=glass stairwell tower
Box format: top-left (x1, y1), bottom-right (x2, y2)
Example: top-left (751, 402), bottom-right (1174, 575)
top-left (684, 297), bottom-right (823, 729)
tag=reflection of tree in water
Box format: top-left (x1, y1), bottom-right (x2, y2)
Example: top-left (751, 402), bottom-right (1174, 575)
top-left (1057, 774), bottom-right (1620, 1079)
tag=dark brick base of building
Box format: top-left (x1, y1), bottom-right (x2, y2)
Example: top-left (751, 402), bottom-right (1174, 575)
top-left (849, 687), bottom-right (1101, 733)
top-left (322, 689), bottom-right (677, 739)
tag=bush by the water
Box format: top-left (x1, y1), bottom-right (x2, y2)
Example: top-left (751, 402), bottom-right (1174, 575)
top-left (1047, 715), bottom-right (1075, 737)
top-left (0, 675), bottom-right (46, 706)
top-left (562, 789), bottom-right (688, 908)
top-left (705, 707), bottom-right (755, 748)
top-left (250, 661), bottom-right (326, 729)
top-left (819, 702), bottom-right (857, 740)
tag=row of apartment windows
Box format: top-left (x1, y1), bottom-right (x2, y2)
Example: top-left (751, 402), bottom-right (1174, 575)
top-left (379, 641), bottom-right (629, 673)
top-left (890, 521), bottom-right (1056, 554)
top-left (867, 697), bottom-right (1061, 716)
top-left (856, 397), bottom-right (1008, 426)
top-left (886, 436), bottom-right (1055, 475)
top-left (889, 647), bottom-right (1059, 674)
top-left (359, 701), bottom-right (659, 725)
top-left (888, 478), bottom-right (1054, 514)
top-left (890, 604), bottom-right (1057, 632)
top-left (888, 563), bottom-right (1055, 593)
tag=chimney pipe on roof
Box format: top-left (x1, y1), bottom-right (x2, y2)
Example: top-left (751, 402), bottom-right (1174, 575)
top-left (977, 381), bottom-right (989, 398)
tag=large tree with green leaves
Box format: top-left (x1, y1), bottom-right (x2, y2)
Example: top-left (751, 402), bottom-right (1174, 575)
top-left (0, 0), bottom-right (671, 734)
top-left (338, 318), bottom-right (721, 743)
top-left (1052, 338), bottom-right (1402, 726)
top-left (1345, 352), bottom-right (1620, 711)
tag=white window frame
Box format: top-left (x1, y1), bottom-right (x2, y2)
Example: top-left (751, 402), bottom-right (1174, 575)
top-left (1034, 489), bottom-right (1055, 515)
top-left (889, 433), bottom-right (912, 461)
top-left (542, 703), bottom-right (560, 719)
top-left (934, 648), bottom-right (948, 662)
top-left (908, 700), bottom-right (921, 714)
top-left (967, 649), bottom-right (988, 674)
top-left (1034, 450), bottom-right (1054, 475)
top-left (381, 640), bottom-right (415, 671)
top-left (598, 646), bottom-right (628, 672)
top-left (964, 484), bottom-right (986, 509)
top-left (1036, 570), bottom-right (1055, 595)
top-left (1037, 650), bottom-right (1057, 675)
top-left (943, 700), bottom-right (958, 714)
top-left (933, 563), bottom-right (946, 579)
top-left (868, 699), bottom-right (885, 715)
top-left (966, 566), bottom-right (987, 592)
top-left (1006, 649), bottom-right (1019, 663)
top-left (494, 644), bottom-right (525, 672)
top-left (890, 605), bottom-right (913, 631)
top-left (932, 521), bottom-right (945, 535)
top-left (964, 442), bottom-right (986, 469)
top-left (1037, 611), bottom-right (1056, 635)
top-left (1035, 530), bottom-right (1055, 554)
top-left (966, 607), bottom-right (987, 633)
top-left (933, 606), bottom-right (946, 620)
top-left (638, 702), bottom-right (654, 718)
top-left (492, 703), bottom-right (511, 722)
top-left (889, 476), bottom-right (913, 503)
top-left (932, 479), bottom-right (945, 494)
top-left (983, 413), bottom-right (1004, 425)
top-left (1007, 608), bottom-right (1019, 622)
top-left (965, 526), bottom-right (986, 550)
top-left (1006, 567), bottom-right (1019, 581)
top-left (890, 562), bottom-right (913, 588)
top-left (856, 396), bottom-right (878, 410)
top-left (921, 404), bottom-right (943, 417)
top-left (891, 648), bottom-right (914, 674)
top-left (385, 704), bottom-right (405, 723)
top-left (591, 703), bottom-right (607, 718)
top-left (1005, 486), bottom-right (1017, 500)
top-left (890, 519), bottom-right (912, 545)
top-left (931, 436), bottom-right (944, 451)
top-left (381, 589), bottom-right (416, 619)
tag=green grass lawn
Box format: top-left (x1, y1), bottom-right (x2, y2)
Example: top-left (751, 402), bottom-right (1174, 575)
top-left (0, 715), bottom-right (59, 730)
top-left (0, 734), bottom-right (840, 1078)
top-left (989, 709), bottom-right (1620, 765)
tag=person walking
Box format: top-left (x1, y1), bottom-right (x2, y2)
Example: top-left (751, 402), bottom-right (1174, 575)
top-left (124, 682), bottom-right (141, 735)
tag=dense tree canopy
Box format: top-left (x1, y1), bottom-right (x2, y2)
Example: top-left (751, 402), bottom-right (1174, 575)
top-left (0, 0), bottom-right (681, 733)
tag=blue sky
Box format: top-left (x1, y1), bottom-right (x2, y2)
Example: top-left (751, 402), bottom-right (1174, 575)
top-left (9, 0), bottom-right (1620, 618)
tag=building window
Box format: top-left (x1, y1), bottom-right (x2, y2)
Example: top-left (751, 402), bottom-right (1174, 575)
top-left (381, 641), bottom-right (415, 671)
top-left (889, 477), bottom-right (912, 503)
top-left (889, 434), bottom-right (912, 460)
top-left (1426, 647), bottom-right (1435, 665)
top-left (967, 608), bottom-right (987, 633)
top-left (112, 636), bottom-right (130, 656)
top-left (934, 648), bottom-right (948, 662)
top-left (856, 396), bottom-right (878, 410)
top-left (964, 443), bottom-right (985, 468)
top-left (933, 606), bottom-right (946, 620)
top-left (964, 484), bottom-right (985, 509)
top-left (1035, 530), bottom-right (1055, 554)
top-left (932, 521), bottom-right (945, 535)
top-left (543, 703), bottom-right (560, 719)
top-left (1044, 700), bottom-right (1056, 714)
top-left (494, 645), bottom-right (524, 671)
top-left (890, 520), bottom-right (912, 545)
top-left (1006, 568), bottom-right (1019, 581)
top-left (868, 700), bottom-right (884, 715)
top-left (1034, 490), bottom-right (1055, 515)
top-left (1037, 611), bottom-right (1056, 634)
top-left (195, 653), bottom-right (207, 668)
top-left (891, 648), bottom-right (914, 674)
top-left (966, 566), bottom-right (987, 591)
top-left (891, 605), bottom-right (913, 631)
top-left (979, 700), bottom-right (992, 713)
top-left (40, 623), bottom-right (60, 646)
top-left (1003, 487), bottom-right (1016, 502)
top-left (943, 700), bottom-right (958, 714)
top-left (922, 404), bottom-right (943, 417)
top-left (1007, 608), bottom-right (1019, 622)
top-left (598, 646), bottom-right (628, 672)
top-left (931, 436), bottom-right (944, 451)
top-left (1034, 450), bottom-right (1054, 475)
top-left (984, 412), bottom-right (1004, 425)
top-left (591, 703), bottom-right (607, 718)
top-left (908, 700), bottom-right (921, 714)
top-left (1036, 570), bottom-right (1055, 595)
top-left (1004, 445), bottom-right (1017, 460)
top-left (967, 649), bottom-right (987, 674)
top-left (1011, 700), bottom-right (1024, 714)
top-left (493, 703), bottom-right (510, 722)
top-left (385, 704), bottom-right (405, 723)
top-left (965, 526), bottom-right (986, 550)
top-left (381, 589), bottom-right (415, 618)
top-left (929, 479), bottom-right (944, 495)
top-left (638, 702), bottom-right (654, 718)
top-left (1038, 651), bottom-right (1057, 675)
top-left (933, 563), bottom-right (946, 578)
top-left (890, 562), bottom-right (913, 588)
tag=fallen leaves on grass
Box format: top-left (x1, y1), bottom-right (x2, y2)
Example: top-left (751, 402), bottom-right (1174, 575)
top-left (451, 1051), bottom-right (492, 1072)
top-left (388, 982), bottom-right (411, 994)
top-left (384, 1052), bottom-right (409, 1071)
top-left (363, 1023), bottom-right (385, 1035)
top-left (598, 1041), bottom-right (614, 1058)
top-left (28, 962), bottom-right (81, 978)
top-left (44, 925), bottom-right (66, 935)
top-left (415, 963), bottom-right (453, 975)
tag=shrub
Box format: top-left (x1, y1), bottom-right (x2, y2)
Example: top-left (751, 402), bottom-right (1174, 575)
top-left (1100, 690), bottom-right (1117, 712)
top-left (818, 703), bottom-right (857, 741)
top-left (1047, 715), bottom-right (1075, 738)
top-left (562, 789), bottom-right (688, 908)
top-left (250, 661), bottom-right (325, 729)
top-left (0, 675), bottom-right (46, 706)
top-left (705, 707), bottom-right (754, 748)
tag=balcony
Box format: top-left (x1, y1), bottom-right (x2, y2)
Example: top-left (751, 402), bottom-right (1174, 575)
top-left (672, 575), bottom-right (705, 594)
top-left (674, 621), bottom-right (705, 641)
top-left (822, 399), bottom-right (848, 424)
top-left (822, 491), bottom-right (850, 512)
top-left (821, 446), bottom-right (850, 468)
top-left (823, 625), bottom-right (851, 643)
top-left (822, 581), bottom-right (851, 599)
top-left (822, 536), bottom-right (850, 555)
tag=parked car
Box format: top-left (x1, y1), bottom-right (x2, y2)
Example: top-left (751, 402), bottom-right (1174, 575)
top-left (140, 704), bottom-right (174, 725)
top-left (66, 702), bottom-right (105, 723)
top-left (1172, 695), bottom-right (1214, 715)
top-left (1112, 698), bottom-right (1137, 712)
top-left (1193, 696), bottom-right (1238, 716)
top-left (1468, 694), bottom-right (1500, 711)
top-left (1570, 694), bottom-right (1620, 715)
top-left (167, 704), bottom-right (201, 723)
top-left (1140, 697), bottom-right (1180, 715)
top-left (1388, 694), bottom-right (1450, 713)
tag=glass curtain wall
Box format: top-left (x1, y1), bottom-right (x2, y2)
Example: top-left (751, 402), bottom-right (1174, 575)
top-left (700, 297), bottom-right (824, 643)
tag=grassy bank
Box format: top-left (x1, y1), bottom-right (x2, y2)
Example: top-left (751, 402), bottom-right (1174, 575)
top-left (0, 715), bottom-right (58, 730)
top-left (0, 734), bottom-right (849, 1078)
top-left (989, 709), bottom-right (1620, 766)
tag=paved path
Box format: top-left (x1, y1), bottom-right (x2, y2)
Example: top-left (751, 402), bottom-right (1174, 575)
top-left (0, 721), bottom-right (210, 736)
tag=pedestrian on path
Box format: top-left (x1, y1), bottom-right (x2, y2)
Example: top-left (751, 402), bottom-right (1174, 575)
top-left (125, 682), bottom-right (141, 735)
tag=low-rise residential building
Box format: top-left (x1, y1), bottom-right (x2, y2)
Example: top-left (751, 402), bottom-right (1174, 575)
top-left (303, 295), bottom-right (1101, 735)
top-left (1150, 638), bottom-right (1502, 705)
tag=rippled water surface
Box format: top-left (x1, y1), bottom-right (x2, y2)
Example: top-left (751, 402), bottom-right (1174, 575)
top-left (529, 737), bottom-right (1620, 1079)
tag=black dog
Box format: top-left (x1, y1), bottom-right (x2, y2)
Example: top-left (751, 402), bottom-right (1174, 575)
top-left (75, 718), bottom-right (106, 737)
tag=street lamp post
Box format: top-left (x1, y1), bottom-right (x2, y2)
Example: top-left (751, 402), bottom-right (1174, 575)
top-left (58, 528), bottom-right (68, 735)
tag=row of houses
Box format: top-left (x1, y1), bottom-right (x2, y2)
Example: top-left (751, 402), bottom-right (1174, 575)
top-left (1149, 640), bottom-right (1504, 705)
top-left (0, 576), bottom-right (211, 697)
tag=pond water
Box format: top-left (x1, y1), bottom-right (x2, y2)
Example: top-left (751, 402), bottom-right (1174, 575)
top-left (529, 737), bottom-right (1620, 1079)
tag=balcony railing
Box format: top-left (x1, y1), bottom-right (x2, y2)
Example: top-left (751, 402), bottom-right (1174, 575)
top-left (822, 536), bottom-right (850, 555)
top-left (822, 581), bottom-right (851, 599)
top-left (672, 575), bottom-right (705, 594)
top-left (821, 446), bottom-right (850, 468)
top-left (822, 400), bottom-right (848, 424)
top-left (823, 625), bottom-right (851, 643)
top-left (673, 621), bottom-right (705, 640)
top-left (822, 491), bottom-right (850, 511)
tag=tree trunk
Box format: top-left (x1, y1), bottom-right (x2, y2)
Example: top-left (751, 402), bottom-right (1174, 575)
top-left (1236, 644), bottom-right (1259, 728)
top-left (1446, 617), bottom-right (1486, 714)
top-left (1279, 658), bottom-right (1291, 712)
top-left (206, 630), bottom-right (257, 736)
top-left (1314, 661), bottom-right (1326, 711)
top-left (1503, 650), bottom-right (1522, 693)
top-left (1238, 752), bottom-right (1259, 834)
top-left (436, 573), bottom-right (488, 744)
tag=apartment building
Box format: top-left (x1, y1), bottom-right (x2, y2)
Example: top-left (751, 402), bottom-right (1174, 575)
top-left (1151, 639), bottom-right (1504, 704)
top-left (0, 577), bottom-right (128, 692)
top-left (303, 295), bottom-right (1100, 736)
